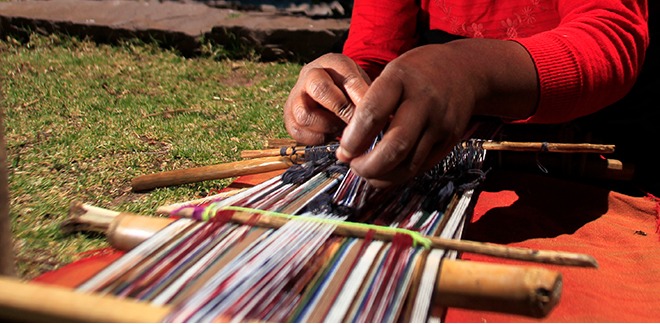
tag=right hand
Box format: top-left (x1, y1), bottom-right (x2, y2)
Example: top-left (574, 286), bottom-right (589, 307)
top-left (284, 53), bottom-right (371, 145)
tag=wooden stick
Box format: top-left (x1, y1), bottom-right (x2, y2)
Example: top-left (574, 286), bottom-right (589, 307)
top-left (241, 141), bottom-right (616, 159)
top-left (265, 138), bottom-right (297, 148)
top-left (217, 209), bottom-right (598, 268)
top-left (130, 155), bottom-right (298, 192)
top-left (60, 201), bottom-right (124, 235)
top-left (66, 202), bottom-right (596, 268)
top-left (133, 140), bottom-right (614, 192)
top-left (0, 254), bottom-right (561, 321)
top-left (57, 204), bottom-right (563, 319)
top-left (241, 146), bottom-right (306, 159)
top-left (480, 141), bottom-right (615, 153)
top-left (434, 258), bottom-right (561, 318)
top-left (0, 276), bottom-right (169, 322)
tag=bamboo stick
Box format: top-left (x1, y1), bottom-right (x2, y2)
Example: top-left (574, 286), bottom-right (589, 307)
top-left (0, 277), bottom-right (169, 322)
top-left (241, 141), bottom-right (616, 159)
top-left (130, 155), bottom-right (298, 192)
top-left (0, 254), bottom-right (561, 322)
top-left (66, 202), bottom-right (597, 268)
top-left (265, 138), bottom-right (298, 148)
top-left (133, 140), bottom-right (615, 192)
top-left (434, 258), bottom-right (561, 318)
top-left (214, 209), bottom-right (598, 268)
top-left (241, 146), bottom-right (306, 159)
top-left (56, 203), bottom-right (564, 319)
top-left (480, 141), bottom-right (615, 153)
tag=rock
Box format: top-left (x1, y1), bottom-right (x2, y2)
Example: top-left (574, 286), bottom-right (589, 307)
top-left (0, 0), bottom-right (350, 62)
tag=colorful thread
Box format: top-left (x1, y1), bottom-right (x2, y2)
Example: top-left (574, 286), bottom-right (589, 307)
top-left (213, 205), bottom-right (433, 249)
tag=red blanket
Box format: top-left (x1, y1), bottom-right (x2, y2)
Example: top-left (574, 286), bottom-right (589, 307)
top-left (34, 170), bottom-right (660, 322)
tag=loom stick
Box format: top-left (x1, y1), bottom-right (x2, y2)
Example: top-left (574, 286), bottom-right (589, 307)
top-left (130, 156), bottom-right (297, 192)
top-left (0, 254), bottom-right (560, 322)
top-left (67, 203), bottom-right (596, 268)
top-left (434, 257), bottom-right (561, 318)
top-left (479, 141), bottom-right (615, 153)
top-left (266, 138), bottom-right (298, 148)
top-left (241, 146), bottom-right (305, 159)
top-left (58, 204), bottom-right (563, 319)
top-left (240, 141), bottom-right (616, 159)
top-left (0, 276), bottom-right (169, 322)
top-left (220, 211), bottom-right (596, 268)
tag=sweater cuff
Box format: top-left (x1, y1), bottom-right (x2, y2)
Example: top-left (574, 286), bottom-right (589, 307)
top-left (512, 34), bottom-right (583, 124)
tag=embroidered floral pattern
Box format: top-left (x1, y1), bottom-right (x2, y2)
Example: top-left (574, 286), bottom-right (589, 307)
top-left (435, 0), bottom-right (548, 39)
top-left (502, 17), bottom-right (520, 38)
top-left (438, 0), bottom-right (463, 35)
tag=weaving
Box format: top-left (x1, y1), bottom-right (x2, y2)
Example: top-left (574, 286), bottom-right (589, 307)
top-left (1, 137), bottom-right (612, 323)
top-left (74, 140), bottom-right (488, 323)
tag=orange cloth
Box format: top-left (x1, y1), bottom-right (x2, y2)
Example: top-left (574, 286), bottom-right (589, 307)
top-left (32, 248), bottom-right (123, 288)
top-left (446, 170), bottom-right (660, 322)
top-left (33, 170), bottom-right (660, 322)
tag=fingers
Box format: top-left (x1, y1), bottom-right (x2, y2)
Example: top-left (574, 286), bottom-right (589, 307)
top-left (283, 53), bottom-right (370, 145)
top-left (284, 91), bottom-right (344, 145)
top-left (361, 139), bottom-right (452, 188)
top-left (336, 67), bottom-right (404, 162)
top-left (348, 99), bottom-right (425, 176)
top-left (336, 59), bottom-right (464, 187)
top-left (348, 98), bottom-right (443, 188)
top-left (302, 58), bottom-right (370, 123)
top-left (303, 68), bottom-right (357, 123)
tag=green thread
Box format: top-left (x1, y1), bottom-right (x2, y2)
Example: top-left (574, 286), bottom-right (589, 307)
top-left (201, 206), bottom-right (215, 221)
top-left (212, 205), bottom-right (432, 249)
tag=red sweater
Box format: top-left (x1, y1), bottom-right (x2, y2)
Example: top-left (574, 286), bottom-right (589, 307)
top-left (343, 0), bottom-right (649, 124)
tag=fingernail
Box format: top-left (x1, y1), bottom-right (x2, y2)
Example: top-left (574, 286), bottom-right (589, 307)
top-left (336, 146), bottom-right (353, 162)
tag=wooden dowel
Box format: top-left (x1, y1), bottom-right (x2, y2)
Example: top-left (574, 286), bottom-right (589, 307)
top-left (480, 141), bottom-right (615, 153)
top-left (265, 138), bottom-right (297, 148)
top-left (60, 202), bottom-right (123, 235)
top-left (434, 258), bottom-right (561, 318)
top-left (0, 276), bottom-right (169, 322)
top-left (0, 256), bottom-right (561, 322)
top-left (130, 156), bottom-right (297, 192)
top-left (67, 202), bottom-right (596, 268)
top-left (240, 146), bottom-right (304, 159)
top-left (57, 204), bottom-right (563, 319)
top-left (218, 209), bottom-right (598, 268)
top-left (234, 146), bottom-right (323, 160)
top-left (240, 141), bottom-right (616, 160)
top-left (132, 140), bottom-right (614, 192)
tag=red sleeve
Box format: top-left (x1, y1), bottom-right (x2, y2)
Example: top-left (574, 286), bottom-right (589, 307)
top-left (342, 0), bottom-right (420, 80)
top-left (513, 0), bottom-right (649, 124)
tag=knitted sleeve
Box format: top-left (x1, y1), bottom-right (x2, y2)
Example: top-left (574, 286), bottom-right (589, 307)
top-left (343, 0), bottom-right (649, 124)
top-left (512, 0), bottom-right (649, 123)
top-left (341, 0), bottom-right (420, 80)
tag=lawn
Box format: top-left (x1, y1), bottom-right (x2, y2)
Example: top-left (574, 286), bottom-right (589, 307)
top-left (0, 33), bottom-right (301, 279)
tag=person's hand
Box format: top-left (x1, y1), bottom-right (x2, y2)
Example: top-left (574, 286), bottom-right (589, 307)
top-left (336, 39), bottom-right (538, 188)
top-left (284, 53), bottom-right (371, 145)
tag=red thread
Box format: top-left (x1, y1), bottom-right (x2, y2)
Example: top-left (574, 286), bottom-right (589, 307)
top-left (212, 209), bottom-right (234, 224)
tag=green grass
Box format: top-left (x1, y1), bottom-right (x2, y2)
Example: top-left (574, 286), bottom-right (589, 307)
top-left (0, 33), bottom-right (301, 279)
